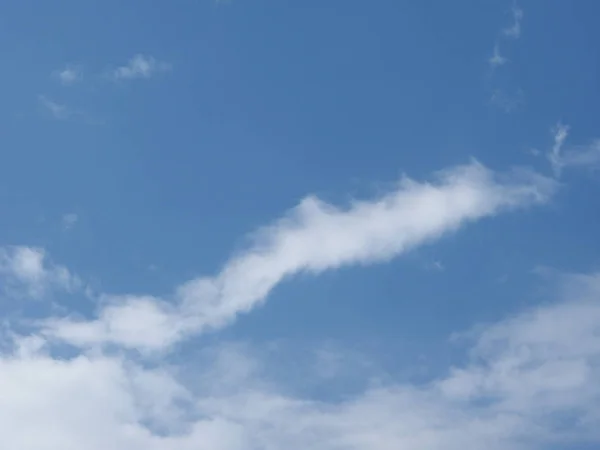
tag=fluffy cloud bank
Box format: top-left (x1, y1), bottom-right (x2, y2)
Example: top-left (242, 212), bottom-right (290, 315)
top-left (1, 271), bottom-right (599, 449)
top-left (0, 246), bottom-right (80, 300)
top-left (37, 161), bottom-right (556, 352)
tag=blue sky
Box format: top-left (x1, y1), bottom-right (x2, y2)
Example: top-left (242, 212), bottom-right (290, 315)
top-left (1, 1), bottom-right (600, 448)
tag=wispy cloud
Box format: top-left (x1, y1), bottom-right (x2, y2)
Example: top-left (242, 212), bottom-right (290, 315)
top-left (490, 89), bottom-right (524, 112)
top-left (61, 213), bottom-right (78, 231)
top-left (38, 95), bottom-right (71, 120)
top-left (548, 123), bottom-right (600, 175)
top-left (431, 260), bottom-right (445, 271)
top-left (487, 4), bottom-right (523, 69)
top-left (111, 54), bottom-right (171, 81)
top-left (41, 161), bottom-right (556, 352)
top-left (38, 95), bottom-right (102, 124)
top-left (503, 4), bottom-right (524, 39)
top-left (53, 65), bottom-right (82, 85)
top-left (489, 43), bottom-right (508, 68)
top-left (548, 122), bottom-right (570, 175)
top-left (486, 3), bottom-right (524, 111)
top-left (558, 140), bottom-right (600, 171)
top-left (0, 246), bottom-right (81, 300)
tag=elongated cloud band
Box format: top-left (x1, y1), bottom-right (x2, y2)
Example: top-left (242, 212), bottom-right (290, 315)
top-left (40, 161), bottom-right (556, 351)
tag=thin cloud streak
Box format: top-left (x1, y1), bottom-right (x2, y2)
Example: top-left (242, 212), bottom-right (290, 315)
top-left (548, 123), bottom-right (600, 175)
top-left (38, 95), bottom-right (71, 120)
top-left (38, 95), bottom-right (103, 125)
top-left (558, 140), bottom-right (600, 171)
top-left (548, 122), bottom-right (570, 175)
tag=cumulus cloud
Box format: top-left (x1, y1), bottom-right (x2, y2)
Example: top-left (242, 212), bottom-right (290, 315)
top-left (1, 269), bottom-right (600, 449)
top-left (112, 54), bottom-right (171, 81)
top-left (40, 161), bottom-right (556, 352)
top-left (548, 123), bottom-right (600, 175)
top-left (0, 246), bottom-right (81, 300)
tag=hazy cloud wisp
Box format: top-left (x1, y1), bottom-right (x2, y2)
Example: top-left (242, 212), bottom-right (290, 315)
top-left (503, 5), bottom-right (524, 39)
top-left (53, 66), bottom-right (82, 85)
top-left (112, 54), bottom-right (171, 81)
top-left (548, 123), bottom-right (600, 175)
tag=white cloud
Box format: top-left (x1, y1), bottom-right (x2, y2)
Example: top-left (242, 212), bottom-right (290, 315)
top-left (41, 161), bottom-right (556, 352)
top-left (503, 5), bottom-right (524, 39)
top-left (53, 66), bottom-right (82, 85)
top-left (1, 270), bottom-right (600, 449)
top-left (61, 213), bottom-right (78, 231)
top-left (0, 246), bottom-right (81, 300)
top-left (548, 123), bottom-right (600, 175)
top-left (0, 351), bottom-right (193, 450)
top-left (45, 295), bottom-right (183, 351)
top-left (112, 54), bottom-right (171, 81)
top-left (489, 43), bottom-right (508, 68)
